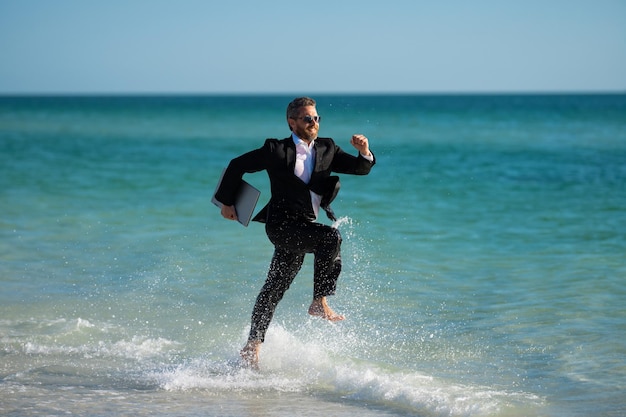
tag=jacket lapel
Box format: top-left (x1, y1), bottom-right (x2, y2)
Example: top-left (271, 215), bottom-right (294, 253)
top-left (284, 137), bottom-right (296, 172)
top-left (312, 139), bottom-right (327, 175)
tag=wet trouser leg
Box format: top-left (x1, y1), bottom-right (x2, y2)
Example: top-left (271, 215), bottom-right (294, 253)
top-left (247, 221), bottom-right (342, 342)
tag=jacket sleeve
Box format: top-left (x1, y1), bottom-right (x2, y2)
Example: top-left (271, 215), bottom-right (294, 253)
top-left (213, 144), bottom-right (270, 206)
top-left (331, 144), bottom-right (376, 175)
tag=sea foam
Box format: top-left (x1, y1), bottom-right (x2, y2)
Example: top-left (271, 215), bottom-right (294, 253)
top-left (153, 324), bottom-right (542, 416)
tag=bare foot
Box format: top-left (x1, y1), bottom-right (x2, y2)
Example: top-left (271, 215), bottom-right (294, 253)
top-left (240, 340), bottom-right (261, 370)
top-left (308, 297), bottom-right (345, 321)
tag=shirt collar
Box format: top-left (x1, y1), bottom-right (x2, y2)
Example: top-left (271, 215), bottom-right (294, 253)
top-left (292, 133), bottom-right (315, 150)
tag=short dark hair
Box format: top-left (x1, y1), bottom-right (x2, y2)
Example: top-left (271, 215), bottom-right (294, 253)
top-left (286, 97), bottom-right (316, 130)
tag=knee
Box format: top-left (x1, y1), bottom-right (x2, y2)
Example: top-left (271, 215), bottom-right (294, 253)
top-left (331, 228), bottom-right (342, 246)
top-left (323, 228), bottom-right (342, 253)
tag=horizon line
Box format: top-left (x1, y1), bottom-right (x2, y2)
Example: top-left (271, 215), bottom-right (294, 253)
top-left (1, 89), bottom-right (625, 97)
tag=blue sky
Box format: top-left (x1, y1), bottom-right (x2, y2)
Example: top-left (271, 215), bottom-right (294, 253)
top-left (1, 0), bottom-right (624, 94)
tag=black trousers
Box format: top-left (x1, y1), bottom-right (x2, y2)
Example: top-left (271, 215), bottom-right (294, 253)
top-left (247, 220), bottom-right (342, 342)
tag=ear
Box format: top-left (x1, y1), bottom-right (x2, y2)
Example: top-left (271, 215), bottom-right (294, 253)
top-left (287, 117), bottom-right (297, 131)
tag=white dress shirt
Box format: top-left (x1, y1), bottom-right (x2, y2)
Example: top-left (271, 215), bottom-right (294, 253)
top-left (293, 134), bottom-right (322, 219)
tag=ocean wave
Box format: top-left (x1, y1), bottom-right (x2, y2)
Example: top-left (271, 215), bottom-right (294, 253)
top-left (1, 317), bottom-right (181, 361)
top-left (153, 325), bottom-right (543, 417)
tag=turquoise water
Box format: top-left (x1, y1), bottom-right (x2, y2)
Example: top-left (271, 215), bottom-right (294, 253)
top-left (1, 95), bottom-right (625, 416)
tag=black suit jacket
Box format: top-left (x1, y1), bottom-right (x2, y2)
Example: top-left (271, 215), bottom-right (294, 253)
top-left (214, 137), bottom-right (375, 223)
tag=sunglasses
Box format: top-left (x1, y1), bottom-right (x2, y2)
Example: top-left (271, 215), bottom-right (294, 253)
top-left (295, 115), bottom-right (321, 124)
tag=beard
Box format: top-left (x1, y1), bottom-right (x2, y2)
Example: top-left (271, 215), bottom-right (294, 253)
top-left (294, 124), bottom-right (318, 141)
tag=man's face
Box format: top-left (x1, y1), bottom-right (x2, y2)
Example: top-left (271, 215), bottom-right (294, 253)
top-left (289, 105), bottom-right (320, 142)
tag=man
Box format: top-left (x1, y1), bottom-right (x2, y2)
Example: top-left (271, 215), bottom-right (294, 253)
top-left (214, 97), bottom-right (375, 369)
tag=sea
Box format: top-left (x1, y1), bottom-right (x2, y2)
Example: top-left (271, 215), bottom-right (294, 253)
top-left (1, 94), bottom-right (625, 417)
